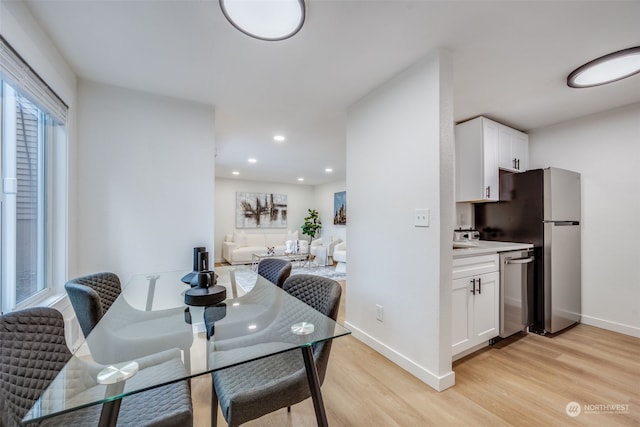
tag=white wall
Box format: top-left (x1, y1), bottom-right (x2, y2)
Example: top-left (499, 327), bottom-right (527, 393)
top-left (0, 1), bottom-right (76, 105)
top-left (529, 103), bottom-right (640, 337)
top-left (312, 180), bottom-right (347, 244)
top-left (345, 50), bottom-right (455, 391)
top-left (76, 80), bottom-right (216, 282)
top-left (214, 178), bottom-right (315, 263)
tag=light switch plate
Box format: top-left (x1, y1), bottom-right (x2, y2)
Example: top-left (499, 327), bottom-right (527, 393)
top-left (414, 208), bottom-right (430, 227)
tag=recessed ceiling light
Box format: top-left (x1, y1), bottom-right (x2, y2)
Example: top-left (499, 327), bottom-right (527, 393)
top-left (567, 46), bottom-right (640, 88)
top-left (219, 0), bottom-right (305, 42)
top-left (325, 168), bottom-right (333, 173)
top-left (248, 158), bottom-right (257, 163)
top-left (232, 171), bottom-right (240, 175)
top-left (297, 177), bottom-right (304, 182)
top-left (273, 135), bottom-right (286, 142)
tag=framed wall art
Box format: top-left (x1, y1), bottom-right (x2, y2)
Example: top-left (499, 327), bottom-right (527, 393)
top-left (334, 191), bottom-right (346, 225)
top-left (236, 192), bottom-right (288, 228)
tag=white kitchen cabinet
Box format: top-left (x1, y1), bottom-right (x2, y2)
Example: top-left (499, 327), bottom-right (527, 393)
top-left (497, 124), bottom-right (529, 172)
top-left (455, 116), bottom-right (529, 202)
top-left (452, 254), bottom-right (500, 357)
top-left (455, 117), bottom-right (499, 202)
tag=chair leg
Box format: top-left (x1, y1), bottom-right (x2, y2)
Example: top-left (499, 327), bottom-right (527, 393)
top-left (183, 347), bottom-right (191, 372)
top-left (211, 379), bottom-right (218, 427)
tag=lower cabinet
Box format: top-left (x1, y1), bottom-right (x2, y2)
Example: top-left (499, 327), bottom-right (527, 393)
top-left (452, 254), bottom-right (499, 357)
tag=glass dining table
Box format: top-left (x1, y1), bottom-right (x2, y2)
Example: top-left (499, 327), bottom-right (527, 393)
top-left (23, 266), bottom-right (350, 427)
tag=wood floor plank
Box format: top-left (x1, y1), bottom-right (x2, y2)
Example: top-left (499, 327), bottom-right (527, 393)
top-left (193, 280), bottom-right (640, 426)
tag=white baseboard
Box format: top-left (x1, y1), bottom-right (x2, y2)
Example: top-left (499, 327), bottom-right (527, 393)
top-left (344, 321), bottom-right (455, 392)
top-left (580, 315), bottom-right (640, 338)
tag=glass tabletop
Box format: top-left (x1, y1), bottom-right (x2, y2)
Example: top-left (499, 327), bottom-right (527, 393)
top-left (23, 266), bottom-right (350, 424)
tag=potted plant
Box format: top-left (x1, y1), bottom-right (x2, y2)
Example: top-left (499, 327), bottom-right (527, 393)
top-left (301, 209), bottom-right (322, 245)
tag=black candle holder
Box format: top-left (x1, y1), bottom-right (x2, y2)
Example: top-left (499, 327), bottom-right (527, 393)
top-left (184, 270), bottom-right (226, 306)
top-left (181, 247), bottom-right (206, 284)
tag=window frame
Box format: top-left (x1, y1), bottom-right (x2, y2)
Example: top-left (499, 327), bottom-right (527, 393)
top-left (1, 36), bottom-right (68, 313)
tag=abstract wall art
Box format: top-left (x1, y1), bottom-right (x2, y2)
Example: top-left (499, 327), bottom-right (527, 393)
top-left (236, 192), bottom-right (288, 228)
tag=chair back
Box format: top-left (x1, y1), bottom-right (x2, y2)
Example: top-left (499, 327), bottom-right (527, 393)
top-left (65, 272), bottom-right (121, 337)
top-left (282, 274), bottom-right (342, 382)
top-left (0, 307), bottom-right (72, 427)
top-left (257, 258), bottom-right (292, 288)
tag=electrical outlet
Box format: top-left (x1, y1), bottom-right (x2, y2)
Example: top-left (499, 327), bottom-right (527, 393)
top-left (414, 208), bottom-right (430, 227)
top-left (376, 304), bottom-right (383, 322)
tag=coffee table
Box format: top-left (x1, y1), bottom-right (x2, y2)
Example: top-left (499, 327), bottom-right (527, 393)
top-left (251, 251), bottom-right (309, 270)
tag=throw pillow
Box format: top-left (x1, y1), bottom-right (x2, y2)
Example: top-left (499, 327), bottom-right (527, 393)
top-left (233, 230), bottom-right (248, 247)
top-left (287, 230), bottom-right (299, 241)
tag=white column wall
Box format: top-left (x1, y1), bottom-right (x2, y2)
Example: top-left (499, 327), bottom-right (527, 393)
top-left (529, 103), bottom-right (640, 337)
top-left (345, 50), bottom-right (455, 391)
top-left (76, 80), bottom-right (216, 283)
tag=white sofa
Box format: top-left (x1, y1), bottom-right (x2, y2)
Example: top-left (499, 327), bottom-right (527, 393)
top-left (333, 241), bottom-right (346, 273)
top-left (222, 230), bottom-right (309, 265)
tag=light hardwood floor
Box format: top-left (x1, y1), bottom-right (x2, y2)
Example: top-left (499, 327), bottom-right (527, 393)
top-left (192, 281), bottom-right (640, 426)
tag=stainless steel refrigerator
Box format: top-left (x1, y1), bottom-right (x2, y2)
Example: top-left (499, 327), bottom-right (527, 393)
top-left (475, 167), bottom-right (581, 334)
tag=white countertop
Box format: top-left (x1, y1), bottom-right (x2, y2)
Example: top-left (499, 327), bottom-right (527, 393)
top-left (452, 240), bottom-right (533, 258)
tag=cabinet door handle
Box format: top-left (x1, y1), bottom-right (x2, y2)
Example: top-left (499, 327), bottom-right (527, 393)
top-left (486, 186), bottom-right (490, 198)
top-left (513, 158), bottom-right (517, 169)
top-left (516, 158), bottom-right (520, 170)
top-left (477, 277), bottom-right (482, 294)
top-left (470, 278), bottom-right (476, 295)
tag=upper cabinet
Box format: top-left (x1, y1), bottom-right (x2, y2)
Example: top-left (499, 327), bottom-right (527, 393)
top-left (497, 124), bottom-right (529, 172)
top-left (455, 116), bottom-right (529, 203)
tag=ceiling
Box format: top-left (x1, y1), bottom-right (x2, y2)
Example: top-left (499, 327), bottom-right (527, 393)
top-left (24, 0), bottom-right (640, 186)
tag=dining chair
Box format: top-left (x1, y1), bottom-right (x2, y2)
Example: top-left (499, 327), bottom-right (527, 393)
top-left (64, 271), bottom-right (121, 337)
top-left (0, 307), bottom-right (193, 427)
top-left (210, 274), bottom-right (342, 427)
top-left (256, 258), bottom-right (292, 288)
top-left (65, 271), bottom-right (193, 369)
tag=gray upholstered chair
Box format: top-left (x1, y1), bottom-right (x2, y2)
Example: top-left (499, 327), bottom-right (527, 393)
top-left (256, 258), bottom-right (292, 288)
top-left (65, 272), bottom-right (193, 368)
top-left (0, 307), bottom-right (193, 427)
top-left (65, 271), bottom-right (121, 337)
top-left (210, 274), bottom-right (342, 427)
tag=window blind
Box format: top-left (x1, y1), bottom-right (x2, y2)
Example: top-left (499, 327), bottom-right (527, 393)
top-left (0, 36), bottom-right (68, 123)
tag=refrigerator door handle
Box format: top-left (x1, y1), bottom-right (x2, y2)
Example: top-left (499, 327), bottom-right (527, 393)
top-left (505, 256), bottom-right (535, 265)
top-left (543, 220), bottom-right (580, 226)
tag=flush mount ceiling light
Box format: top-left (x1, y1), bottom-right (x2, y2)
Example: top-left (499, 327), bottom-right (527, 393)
top-left (220, 0), bottom-right (305, 41)
top-left (273, 135), bottom-right (286, 142)
top-left (567, 46), bottom-right (640, 88)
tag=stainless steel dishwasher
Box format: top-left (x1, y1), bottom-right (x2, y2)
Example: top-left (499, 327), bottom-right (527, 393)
top-left (499, 250), bottom-right (535, 338)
